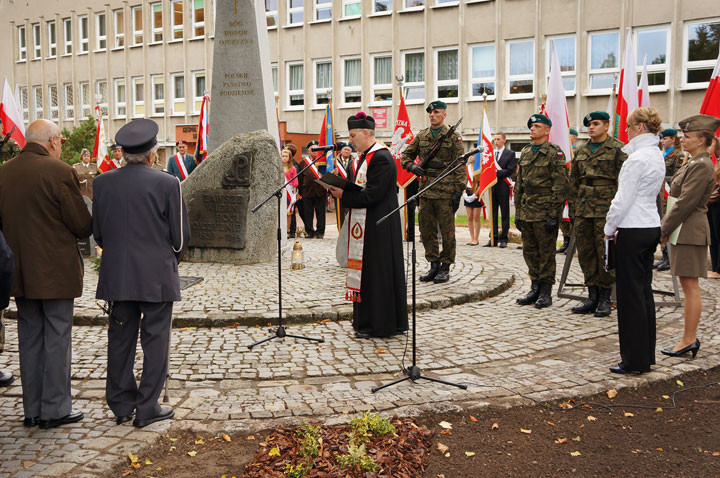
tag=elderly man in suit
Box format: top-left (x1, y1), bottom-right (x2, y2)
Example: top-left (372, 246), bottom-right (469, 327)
top-left (92, 118), bottom-right (190, 427)
top-left (485, 132), bottom-right (517, 248)
top-left (0, 119), bottom-right (92, 428)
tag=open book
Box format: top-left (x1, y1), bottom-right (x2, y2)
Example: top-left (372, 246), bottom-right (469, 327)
top-left (315, 173), bottom-right (362, 192)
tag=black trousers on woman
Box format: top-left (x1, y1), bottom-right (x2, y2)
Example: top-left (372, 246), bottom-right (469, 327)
top-left (707, 201), bottom-right (720, 272)
top-left (615, 227), bottom-right (660, 372)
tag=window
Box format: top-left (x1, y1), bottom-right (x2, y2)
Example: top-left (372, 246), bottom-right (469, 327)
top-left (373, 1), bottom-right (392, 13)
top-left (151, 3), bottom-right (162, 43)
top-left (404, 0), bottom-right (424, 8)
top-left (132, 6), bottom-right (143, 45)
top-left (32, 23), bottom-right (41, 59)
top-left (171, 73), bottom-right (185, 115)
top-left (95, 80), bottom-right (108, 116)
top-left (588, 30), bottom-right (619, 92)
top-left (288, 0), bottom-right (303, 26)
top-left (63, 18), bottom-right (72, 54)
top-left (132, 76), bottom-right (144, 117)
top-left (343, 0), bottom-right (361, 17)
top-left (32, 86), bottom-right (43, 120)
top-left (63, 83), bottom-right (74, 120)
top-left (635, 26), bottom-right (669, 90)
top-left (113, 9), bottom-right (125, 48)
top-left (171, 0), bottom-right (183, 39)
top-left (468, 43), bottom-right (495, 98)
top-left (436, 48), bottom-right (459, 100)
top-left (192, 0), bottom-right (205, 37)
top-left (266, 0), bottom-right (278, 28)
top-left (371, 54), bottom-right (392, 104)
top-left (402, 50), bottom-right (425, 102)
top-left (114, 78), bottom-right (126, 117)
top-left (683, 19), bottom-right (720, 87)
top-left (17, 26), bottom-right (26, 61)
top-left (79, 16), bottom-right (89, 53)
top-left (286, 62), bottom-right (304, 108)
top-left (48, 85), bottom-right (59, 121)
top-left (435, 0), bottom-right (456, 4)
top-left (272, 64), bottom-right (278, 97)
top-left (314, 0), bottom-right (331, 20)
top-left (151, 75), bottom-right (164, 115)
top-left (546, 36), bottom-right (576, 94)
top-left (313, 60), bottom-right (332, 106)
top-left (47, 21), bottom-right (57, 57)
top-left (18, 87), bottom-right (29, 123)
top-left (507, 39), bottom-right (534, 97)
top-left (192, 71), bottom-right (206, 113)
top-left (342, 57), bottom-right (362, 105)
top-left (79, 82), bottom-right (91, 118)
top-left (96, 13), bottom-right (107, 50)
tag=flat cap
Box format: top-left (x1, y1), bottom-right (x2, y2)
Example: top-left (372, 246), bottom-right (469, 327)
top-left (527, 114), bottom-right (552, 129)
top-left (678, 114), bottom-right (720, 133)
top-left (336, 142), bottom-right (354, 151)
top-left (583, 111), bottom-right (611, 127)
top-left (347, 112), bottom-right (375, 130)
top-left (110, 143), bottom-right (122, 151)
top-left (659, 128), bottom-right (678, 138)
top-left (569, 128), bottom-right (579, 136)
top-left (306, 140), bottom-right (319, 148)
top-left (426, 100), bottom-right (447, 113)
top-left (115, 119), bottom-right (158, 154)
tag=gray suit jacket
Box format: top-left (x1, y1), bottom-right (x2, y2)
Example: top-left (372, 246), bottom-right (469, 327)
top-left (92, 163), bottom-right (190, 302)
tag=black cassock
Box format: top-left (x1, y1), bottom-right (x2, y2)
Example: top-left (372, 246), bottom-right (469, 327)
top-left (342, 147), bottom-right (408, 337)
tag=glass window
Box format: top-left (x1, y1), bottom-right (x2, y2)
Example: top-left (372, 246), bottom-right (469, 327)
top-left (272, 64), bottom-right (278, 96)
top-left (113, 10), bottom-right (125, 48)
top-left (315, 0), bottom-right (331, 21)
top-left (114, 78), bottom-right (126, 118)
top-left (63, 18), bottom-right (72, 54)
top-left (373, 0), bottom-right (392, 12)
top-left (469, 43), bottom-right (495, 98)
top-left (343, 0), bottom-right (361, 17)
top-left (151, 3), bottom-right (162, 43)
top-left (171, 1), bottom-right (184, 39)
top-left (507, 39), bottom-right (534, 97)
top-left (287, 62), bottom-right (304, 108)
top-left (132, 6), bottom-right (143, 45)
top-left (588, 30), bottom-right (619, 91)
top-left (18, 87), bottom-right (29, 123)
top-left (266, 0), bottom-right (278, 28)
top-left (151, 75), bottom-right (164, 115)
top-left (192, 71), bottom-right (206, 113)
top-left (79, 16), bottom-right (89, 53)
top-left (546, 36), bottom-right (576, 94)
top-left (79, 82), bottom-right (91, 119)
top-left (48, 85), bottom-right (59, 121)
top-left (132, 77), bottom-right (144, 117)
top-left (404, 0), bottom-right (424, 8)
top-left (193, 0), bottom-right (205, 37)
top-left (95, 80), bottom-right (108, 116)
top-left (47, 21), bottom-right (57, 57)
top-left (171, 73), bottom-right (185, 115)
top-left (32, 23), bottom-right (41, 59)
top-left (314, 60), bottom-right (332, 106)
top-left (63, 83), bottom-right (74, 120)
top-left (403, 51), bottom-right (424, 102)
top-left (17, 26), bottom-right (26, 61)
top-left (343, 57), bottom-right (361, 105)
top-left (684, 19), bottom-right (720, 86)
top-left (436, 48), bottom-right (458, 99)
top-left (96, 13), bottom-right (107, 50)
top-left (636, 26), bottom-right (669, 89)
top-left (288, 0), bottom-right (304, 26)
top-left (372, 54), bottom-right (392, 104)
top-left (32, 86), bottom-right (43, 120)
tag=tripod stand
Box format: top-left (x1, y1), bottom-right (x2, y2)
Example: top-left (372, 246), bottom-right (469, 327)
top-left (248, 155), bottom-right (325, 350)
top-left (372, 152), bottom-right (478, 393)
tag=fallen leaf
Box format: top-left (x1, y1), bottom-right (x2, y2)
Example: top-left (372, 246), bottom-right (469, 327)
top-left (187, 451), bottom-right (197, 457)
top-left (437, 443), bottom-right (449, 454)
top-left (128, 454), bottom-right (139, 464)
top-left (572, 436), bottom-right (582, 442)
top-left (676, 379), bottom-right (684, 387)
top-left (222, 434), bottom-right (232, 442)
top-left (121, 470), bottom-right (133, 476)
top-left (662, 395), bottom-right (670, 400)
top-left (583, 404), bottom-right (593, 409)
top-left (130, 463), bottom-right (141, 469)
top-left (439, 421), bottom-right (453, 429)
top-left (570, 451), bottom-right (581, 457)
top-left (444, 452), bottom-right (451, 458)
top-left (144, 459), bottom-right (152, 465)
top-left (546, 421), bottom-right (556, 427)
top-left (247, 435), bottom-right (255, 440)
top-left (656, 407), bottom-right (663, 413)
top-left (440, 429), bottom-right (452, 435)
top-left (607, 389), bottom-right (618, 399)
top-left (376, 348), bottom-right (386, 354)
top-left (656, 448), bottom-right (663, 451)
top-left (520, 428), bottom-right (532, 434)
top-left (195, 438), bottom-right (204, 445)
top-left (712, 451), bottom-right (720, 456)
top-left (167, 437), bottom-right (178, 442)
top-left (491, 423), bottom-right (499, 430)
top-left (465, 451), bottom-right (476, 457)
top-left (170, 446), bottom-right (176, 451)
top-left (555, 437), bottom-right (568, 444)
top-left (587, 416), bottom-right (597, 422)
top-left (268, 447), bottom-right (280, 457)
top-left (624, 412), bottom-right (634, 418)
top-left (469, 416), bottom-right (479, 422)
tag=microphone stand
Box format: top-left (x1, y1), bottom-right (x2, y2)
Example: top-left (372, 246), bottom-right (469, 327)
top-left (247, 151), bottom-right (327, 349)
top-left (371, 152), bottom-right (476, 393)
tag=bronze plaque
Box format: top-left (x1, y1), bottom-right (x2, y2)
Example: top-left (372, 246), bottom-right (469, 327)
top-left (188, 189), bottom-right (250, 249)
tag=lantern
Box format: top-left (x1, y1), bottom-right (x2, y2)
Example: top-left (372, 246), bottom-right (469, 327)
top-left (290, 241), bottom-right (305, 270)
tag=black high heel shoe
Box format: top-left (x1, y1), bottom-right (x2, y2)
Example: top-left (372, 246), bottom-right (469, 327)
top-left (661, 339), bottom-right (700, 358)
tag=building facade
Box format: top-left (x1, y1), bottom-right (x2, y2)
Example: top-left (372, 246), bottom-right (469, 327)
top-left (1, 0), bottom-right (719, 155)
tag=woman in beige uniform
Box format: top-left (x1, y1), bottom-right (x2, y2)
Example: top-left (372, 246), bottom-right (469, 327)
top-left (660, 114), bottom-right (720, 359)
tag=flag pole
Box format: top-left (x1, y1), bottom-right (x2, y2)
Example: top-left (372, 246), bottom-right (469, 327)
top-left (396, 74), bottom-right (410, 241)
top-left (481, 91), bottom-right (494, 247)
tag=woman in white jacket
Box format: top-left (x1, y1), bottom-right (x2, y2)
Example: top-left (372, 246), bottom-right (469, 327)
top-left (604, 107), bottom-right (666, 374)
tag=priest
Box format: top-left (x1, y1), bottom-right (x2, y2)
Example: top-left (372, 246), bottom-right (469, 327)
top-left (328, 112), bottom-right (408, 339)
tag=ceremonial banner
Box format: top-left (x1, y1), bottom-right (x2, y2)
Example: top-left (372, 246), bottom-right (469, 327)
top-left (194, 95), bottom-right (209, 164)
top-left (472, 106), bottom-right (497, 199)
top-left (614, 28), bottom-right (639, 144)
top-left (390, 96), bottom-right (416, 188)
top-left (93, 106), bottom-right (117, 172)
top-left (638, 55), bottom-right (650, 108)
top-left (316, 102), bottom-right (336, 170)
top-left (546, 44), bottom-right (572, 221)
top-left (0, 78), bottom-right (26, 148)
top-left (700, 51), bottom-right (720, 165)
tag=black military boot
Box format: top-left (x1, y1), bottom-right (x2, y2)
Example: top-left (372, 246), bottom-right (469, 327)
top-left (534, 282), bottom-right (553, 309)
top-left (556, 236), bottom-right (570, 254)
top-left (656, 251), bottom-right (670, 272)
top-left (594, 288), bottom-right (612, 317)
top-left (433, 263), bottom-right (451, 283)
top-left (419, 261), bottom-right (440, 282)
top-left (516, 280), bottom-right (540, 305)
top-left (571, 286), bottom-right (598, 314)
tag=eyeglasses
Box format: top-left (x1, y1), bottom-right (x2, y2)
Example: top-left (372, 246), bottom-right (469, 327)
top-left (49, 135), bottom-right (66, 145)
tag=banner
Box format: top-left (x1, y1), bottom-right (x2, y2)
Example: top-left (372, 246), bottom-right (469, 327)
top-left (390, 96), bottom-right (417, 188)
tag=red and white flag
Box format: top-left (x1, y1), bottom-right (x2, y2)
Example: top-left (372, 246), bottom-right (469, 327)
top-left (638, 54), bottom-right (651, 108)
top-left (390, 96), bottom-right (417, 188)
top-left (93, 106), bottom-right (117, 172)
top-left (0, 78), bottom-right (26, 148)
top-left (472, 106), bottom-right (497, 198)
top-left (700, 50), bottom-right (720, 136)
top-left (615, 28), bottom-right (639, 144)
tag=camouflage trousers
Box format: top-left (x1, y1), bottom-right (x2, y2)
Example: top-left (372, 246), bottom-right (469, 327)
top-left (575, 217), bottom-right (615, 288)
top-left (419, 198), bottom-right (456, 264)
top-left (559, 219), bottom-right (572, 237)
top-left (522, 221), bottom-right (558, 284)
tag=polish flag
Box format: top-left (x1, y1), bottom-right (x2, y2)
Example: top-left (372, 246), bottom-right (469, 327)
top-left (93, 106), bottom-right (117, 172)
top-left (615, 28), bottom-right (639, 144)
top-left (0, 78), bottom-right (26, 148)
top-left (700, 50), bottom-right (720, 139)
top-left (390, 96), bottom-right (417, 188)
top-left (472, 106), bottom-right (497, 198)
top-left (638, 54), bottom-right (651, 107)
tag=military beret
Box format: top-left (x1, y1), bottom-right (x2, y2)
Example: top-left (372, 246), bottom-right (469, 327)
top-left (426, 100), bottom-right (447, 113)
top-left (527, 114), bottom-right (552, 129)
top-left (659, 128), bottom-right (678, 138)
top-left (176, 140), bottom-right (187, 146)
top-left (115, 118), bottom-right (158, 154)
top-left (582, 111), bottom-right (611, 127)
top-left (336, 142), bottom-right (354, 151)
top-left (347, 112), bottom-right (375, 130)
top-left (569, 128), bottom-right (579, 136)
top-left (678, 114), bottom-right (720, 133)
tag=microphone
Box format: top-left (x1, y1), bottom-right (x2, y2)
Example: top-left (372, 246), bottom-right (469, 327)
top-left (461, 146), bottom-right (484, 160)
top-left (311, 145), bottom-right (336, 152)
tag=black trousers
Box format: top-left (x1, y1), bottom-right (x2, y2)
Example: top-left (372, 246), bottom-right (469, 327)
top-left (302, 196), bottom-right (326, 236)
top-left (491, 187), bottom-right (510, 242)
top-left (707, 202), bottom-right (720, 272)
top-left (615, 227), bottom-right (660, 371)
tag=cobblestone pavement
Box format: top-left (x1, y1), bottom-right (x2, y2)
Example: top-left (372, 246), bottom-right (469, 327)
top-left (1, 226), bottom-right (719, 477)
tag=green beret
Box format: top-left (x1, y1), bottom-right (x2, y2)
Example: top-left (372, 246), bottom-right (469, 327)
top-left (678, 114), bottom-right (720, 133)
top-left (659, 128), bottom-right (678, 138)
top-left (569, 128), bottom-right (579, 136)
top-left (426, 100), bottom-right (447, 113)
top-left (582, 111), bottom-right (611, 127)
top-left (527, 114), bottom-right (552, 129)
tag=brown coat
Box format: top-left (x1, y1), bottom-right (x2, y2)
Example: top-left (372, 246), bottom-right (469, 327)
top-left (661, 152), bottom-right (715, 246)
top-left (0, 142), bottom-right (92, 299)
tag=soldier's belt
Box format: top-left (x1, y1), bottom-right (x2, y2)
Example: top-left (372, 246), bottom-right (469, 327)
top-left (425, 161), bottom-right (445, 170)
top-left (523, 186), bottom-right (552, 194)
top-left (580, 178), bottom-right (615, 186)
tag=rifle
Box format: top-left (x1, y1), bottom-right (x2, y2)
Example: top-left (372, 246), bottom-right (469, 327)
top-left (418, 117), bottom-right (462, 172)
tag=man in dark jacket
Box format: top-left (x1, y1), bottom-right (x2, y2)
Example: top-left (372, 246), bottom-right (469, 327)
top-left (486, 132), bottom-right (517, 248)
top-left (299, 141), bottom-right (327, 238)
top-left (0, 227), bottom-right (14, 387)
top-left (92, 118), bottom-right (190, 428)
top-left (0, 119), bottom-right (92, 428)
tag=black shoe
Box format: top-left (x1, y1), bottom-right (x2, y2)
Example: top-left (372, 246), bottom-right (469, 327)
top-left (556, 236), bottom-right (570, 254)
top-left (661, 339), bottom-right (700, 358)
top-left (594, 288), bottom-right (612, 317)
top-left (656, 257), bottom-right (670, 272)
top-left (23, 417), bottom-right (39, 427)
top-left (133, 406), bottom-right (174, 428)
top-left (317, 234), bottom-right (324, 239)
top-left (433, 263), bottom-right (450, 283)
top-left (306, 233), bottom-right (314, 239)
top-left (654, 250), bottom-right (669, 270)
top-left (354, 331), bottom-right (372, 339)
top-left (498, 241), bottom-right (507, 248)
top-left (534, 282), bottom-right (553, 309)
top-left (116, 413), bottom-right (134, 425)
top-left (516, 280), bottom-right (540, 305)
top-left (609, 362), bottom-right (649, 375)
top-left (571, 286), bottom-right (598, 314)
top-left (38, 410), bottom-right (84, 429)
top-left (288, 233), bottom-right (296, 239)
top-left (419, 261), bottom-right (440, 282)
top-left (483, 241), bottom-right (495, 247)
top-left (0, 370), bottom-right (14, 387)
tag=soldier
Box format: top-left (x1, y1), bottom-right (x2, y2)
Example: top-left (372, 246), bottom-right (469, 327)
top-left (401, 100), bottom-right (465, 283)
top-left (73, 148), bottom-right (100, 200)
top-left (557, 127), bottom-right (579, 253)
top-left (569, 111), bottom-right (627, 317)
top-left (515, 114), bottom-right (569, 308)
top-left (654, 128), bottom-right (683, 271)
top-left (111, 143), bottom-right (125, 168)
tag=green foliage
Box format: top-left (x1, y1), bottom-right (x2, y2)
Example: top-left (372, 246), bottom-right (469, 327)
top-left (348, 413), bottom-right (395, 446)
top-left (336, 444), bottom-right (379, 473)
top-left (283, 462), bottom-right (309, 478)
top-left (60, 118), bottom-right (97, 165)
top-left (295, 421), bottom-right (321, 457)
top-left (89, 256), bottom-right (101, 272)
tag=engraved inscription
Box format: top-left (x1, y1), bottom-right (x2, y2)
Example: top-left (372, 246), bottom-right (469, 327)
top-left (223, 153), bottom-right (251, 188)
top-left (188, 189), bottom-right (249, 249)
top-left (217, 22), bottom-right (256, 98)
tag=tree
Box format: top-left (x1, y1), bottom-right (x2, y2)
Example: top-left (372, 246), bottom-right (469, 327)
top-left (60, 118), bottom-right (96, 165)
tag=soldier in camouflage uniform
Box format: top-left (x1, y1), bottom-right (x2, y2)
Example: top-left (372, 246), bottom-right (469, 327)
top-left (515, 114), bottom-right (569, 308)
top-left (654, 128), bottom-right (684, 271)
top-left (401, 100), bottom-right (465, 283)
top-left (569, 111), bottom-right (627, 317)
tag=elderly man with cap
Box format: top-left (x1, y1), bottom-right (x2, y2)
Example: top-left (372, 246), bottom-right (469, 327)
top-left (328, 112), bottom-right (407, 338)
top-left (92, 118), bottom-right (190, 427)
top-left (653, 128), bottom-right (684, 271)
top-left (515, 114), bottom-right (569, 308)
top-left (0, 119), bottom-right (92, 428)
top-left (557, 128), bottom-right (580, 253)
top-left (167, 140), bottom-right (196, 181)
top-left (401, 100), bottom-right (465, 284)
top-left (567, 111), bottom-right (627, 316)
